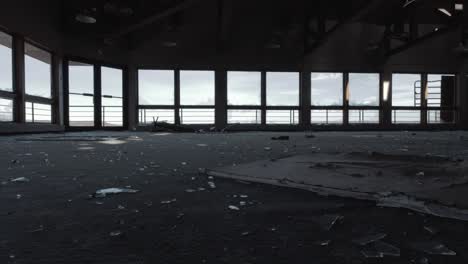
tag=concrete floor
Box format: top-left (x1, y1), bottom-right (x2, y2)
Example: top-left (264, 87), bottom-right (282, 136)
top-left (1, 131), bottom-right (468, 263)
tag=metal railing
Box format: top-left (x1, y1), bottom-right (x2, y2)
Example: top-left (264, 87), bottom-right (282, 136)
top-left (0, 100), bottom-right (13, 122)
top-left (311, 109), bottom-right (343, 124)
top-left (349, 109), bottom-right (379, 124)
top-left (26, 102), bottom-right (51, 123)
top-left (139, 109), bottom-right (175, 125)
top-left (69, 105), bottom-right (123, 127)
top-left (227, 110), bottom-right (261, 124)
top-left (266, 110), bottom-right (299, 125)
top-left (414, 80), bottom-right (442, 107)
top-left (392, 110), bottom-right (421, 124)
top-left (179, 108), bottom-right (215, 124)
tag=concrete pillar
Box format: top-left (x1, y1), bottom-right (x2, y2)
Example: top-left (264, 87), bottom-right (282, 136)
top-left (456, 71), bottom-right (468, 129)
top-left (52, 55), bottom-right (64, 126)
top-left (13, 34), bottom-right (25, 123)
top-left (215, 69), bottom-right (227, 130)
top-left (343, 72), bottom-right (349, 126)
top-left (261, 71), bottom-right (266, 126)
top-left (94, 65), bottom-right (102, 129)
top-left (421, 74), bottom-right (428, 126)
top-left (174, 70), bottom-right (181, 125)
top-left (126, 65), bottom-right (138, 130)
top-left (380, 69), bottom-right (392, 127)
top-left (300, 71), bottom-right (311, 128)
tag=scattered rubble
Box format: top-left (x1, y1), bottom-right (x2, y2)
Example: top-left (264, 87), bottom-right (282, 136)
top-left (411, 241), bottom-right (457, 256)
top-left (94, 188), bottom-right (139, 198)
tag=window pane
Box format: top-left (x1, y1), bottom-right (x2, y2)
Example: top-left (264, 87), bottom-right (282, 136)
top-left (349, 110), bottom-right (379, 124)
top-left (311, 73), bottom-right (343, 106)
top-left (0, 32), bottom-right (12, 92)
top-left (180, 71), bottom-right (214, 105)
top-left (311, 110), bottom-right (343, 124)
top-left (228, 110), bottom-right (261, 124)
top-left (392, 110), bottom-right (420, 124)
top-left (0, 97), bottom-right (13, 121)
top-left (427, 74), bottom-right (455, 108)
top-left (25, 43), bottom-right (51, 98)
top-left (428, 109), bottom-right (456, 124)
top-left (266, 72), bottom-right (299, 106)
top-left (139, 109), bottom-right (175, 125)
top-left (348, 73), bottom-right (379, 106)
top-left (180, 108), bottom-right (214, 124)
top-left (227, 71), bottom-right (261, 105)
top-left (26, 102), bottom-right (51, 123)
top-left (266, 110), bottom-right (299, 124)
top-left (392, 74), bottom-right (420, 107)
top-left (138, 70), bottom-right (174, 105)
top-left (102, 67), bottom-right (123, 127)
top-left (69, 62), bottom-right (94, 127)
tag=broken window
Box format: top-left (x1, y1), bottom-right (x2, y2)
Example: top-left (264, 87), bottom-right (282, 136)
top-left (24, 43), bottom-right (51, 98)
top-left (0, 98), bottom-right (13, 122)
top-left (266, 72), bottom-right (299, 106)
top-left (180, 70), bottom-right (215, 124)
top-left (427, 74), bottom-right (456, 124)
top-left (101, 67), bottom-right (123, 127)
top-left (26, 102), bottom-right (51, 123)
top-left (138, 70), bottom-right (174, 105)
top-left (0, 31), bottom-right (13, 92)
top-left (348, 73), bottom-right (380, 106)
top-left (311, 73), bottom-right (343, 106)
top-left (68, 61), bottom-right (94, 127)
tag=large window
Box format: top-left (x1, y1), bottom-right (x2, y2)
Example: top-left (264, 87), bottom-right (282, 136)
top-left (138, 70), bottom-right (174, 105)
top-left (228, 71), bottom-right (261, 106)
top-left (25, 43), bottom-right (51, 98)
top-left (0, 31), bottom-right (13, 93)
top-left (26, 102), bottom-right (51, 123)
top-left (0, 31), bottom-right (13, 122)
top-left (392, 74), bottom-right (421, 124)
top-left (68, 62), bottom-right (94, 127)
top-left (311, 72), bottom-right (343, 125)
top-left (266, 72), bottom-right (299, 106)
top-left (180, 70), bottom-right (215, 124)
top-left (101, 67), bottom-right (123, 127)
top-left (348, 73), bottom-right (379, 106)
top-left (138, 70), bottom-right (175, 125)
top-left (227, 71), bottom-right (261, 124)
top-left (311, 73), bottom-right (343, 106)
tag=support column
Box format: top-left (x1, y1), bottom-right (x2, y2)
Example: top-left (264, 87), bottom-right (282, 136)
top-left (343, 72), bottom-right (349, 126)
top-left (13, 34), bottom-right (25, 123)
top-left (380, 70), bottom-right (392, 127)
top-left (421, 74), bottom-right (428, 126)
top-left (174, 70), bottom-right (181, 125)
top-left (261, 71), bottom-right (266, 126)
top-left (300, 71), bottom-right (311, 128)
top-left (94, 65), bottom-right (102, 128)
top-left (456, 71), bottom-right (468, 129)
top-left (52, 55), bottom-right (64, 126)
top-left (126, 65), bottom-right (138, 130)
top-left (215, 69), bottom-right (227, 130)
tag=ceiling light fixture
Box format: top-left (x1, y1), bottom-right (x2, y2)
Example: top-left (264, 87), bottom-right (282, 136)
top-left (455, 3), bottom-right (464, 11)
top-left (437, 8), bottom-right (452, 17)
top-left (75, 14), bottom-right (97, 24)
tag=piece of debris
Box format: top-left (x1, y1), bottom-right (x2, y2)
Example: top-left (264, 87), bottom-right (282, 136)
top-left (228, 205), bottom-right (240, 211)
top-left (352, 233), bottom-right (387, 246)
top-left (423, 225), bottom-right (439, 235)
top-left (271, 136), bottom-right (289, 140)
top-left (313, 214), bottom-right (342, 231)
top-left (161, 198), bottom-right (177, 204)
top-left (264, 147), bottom-right (272, 151)
top-left (240, 194), bottom-right (248, 198)
top-left (361, 241), bottom-right (400, 258)
top-left (10, 177), bottom-right (30, 183)
top-left (239, 201), bottom-right (246, 206)
top-left (315, 240), bottom-right (331, 246)
top-left (185, 189), bottom-right (196, 193)
top-left (416, 171), bottom-right (425, 177)
top-left (196, 144), bottom-right (208, 147)
top-left (117, 205), bottom-right (125, 210)
top-left (109, 230), bottom-right (122, 237)
top-left (411, 241), bottom-right (456, 255)
top-left (207, 181), bottom-right (216, 189)
top-left (305, 134), bottom-right (316, 139)
top-left (94, 188), bottom-right (139, 198)
top-left (241, 231), bottom-right (250, 236)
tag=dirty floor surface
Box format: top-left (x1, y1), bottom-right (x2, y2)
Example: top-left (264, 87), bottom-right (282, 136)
top-left (1, 131), bottom-right (468, 264)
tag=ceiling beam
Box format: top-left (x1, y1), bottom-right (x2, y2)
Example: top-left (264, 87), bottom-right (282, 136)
top-left (304, 0), bottom-right (387, 56)
top-left (104, 0), bottom-right (199, 40)
top-left (386, 25), bottom-right (460, 57)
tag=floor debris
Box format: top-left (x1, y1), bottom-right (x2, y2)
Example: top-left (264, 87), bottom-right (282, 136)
top-left (228, 205), bottom-right (240, 211)
top-left (94, 188), bottom-right (139, 198)
top-left (161, 199), bottom-right (177, 204)
top-left (361, 241), bottom-right (400, 258)
top-left (10, 177), bottom-right (30, 183)
top-left (312, 214), bottom-right (342, 231)
top-left (271, 136), bottom-right (289, 140)
top-left (411, 241), bottom-right (457, 255)
top-left (352, 233), bottom-right (387, 245)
